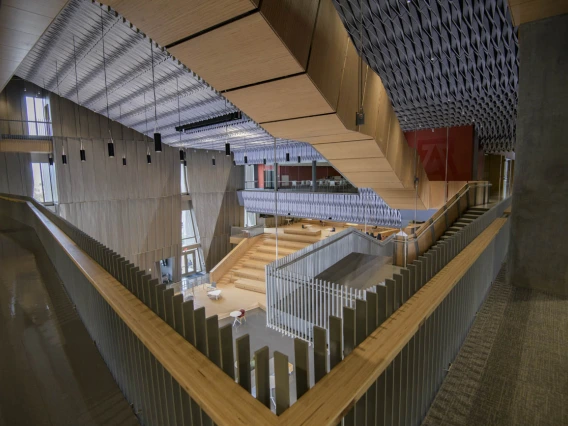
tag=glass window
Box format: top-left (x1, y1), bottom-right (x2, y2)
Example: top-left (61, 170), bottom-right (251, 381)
top-left (25, 96), bottom-right (50, 136)
top-left (182, 209), bottom-right (199, 246)
top-left (181, 163), bottom-right (188, 194)
top-left (31, 159), bottom-right (55, 204)
top-left (32, 163), bottom-right (44, 202)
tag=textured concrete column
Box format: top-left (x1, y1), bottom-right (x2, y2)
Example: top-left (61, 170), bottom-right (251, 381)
top-left (509, 14), bottom-right (568, 296)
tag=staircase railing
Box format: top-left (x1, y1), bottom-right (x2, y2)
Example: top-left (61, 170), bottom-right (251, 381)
top-left (394, 181), bottom-right (491, 266)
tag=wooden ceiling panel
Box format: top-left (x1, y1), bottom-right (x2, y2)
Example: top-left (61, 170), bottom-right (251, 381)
top-left (104, 0), bottom-right (255, 47)
top-left (313, 139), bottom-right (384, 160)
top-left (306, 0), bottom-right (349, 109)
top-left (301, 133), bottom-right (371, 144)
top-left (225, 74), bottom-right (333, 123)
top-left (262, 113), bottom-right (355, 140)
top-left (329, 158), bottom-right (392, 173)
top-left (169, 13), bottom-right (303, 91)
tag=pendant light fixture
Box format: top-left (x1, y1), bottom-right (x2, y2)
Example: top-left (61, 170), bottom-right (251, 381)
top-left (176, 77), bottom-right (184, 163)
top-left (48, 154), bottom-right (54, 166)
top-left (144, 91), bottom-right (151, 164)
top-left (150, 39), bottom-right (162, 153)
top-left (356, 0), bottom-right (365, 126)
top-left (55, 60), bottom-right (66, 165)
top-left (100, 9), bottom-right (115, 158)
top-left (72, 36), bottom-right (86, 163)
top-left (212, 155), bottom-right (216, 166)
top-left (286, 152), bottom-right (290, 162)
top-left (244, 155), bottom-right (248, 164)
top-left (298, 156), bottom-right (301, 163)
top-left (263, 158), bottom-right (267, 165)
top-left (224, 98), bottom-right (231, 156)
top-left (120, 104), bottom-right (126, 165)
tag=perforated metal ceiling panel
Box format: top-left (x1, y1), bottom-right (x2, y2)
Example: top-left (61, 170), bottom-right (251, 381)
top-left (332, 0), bottom-right (519, 152)
top-left (15, 0), bottom-right (299, 152)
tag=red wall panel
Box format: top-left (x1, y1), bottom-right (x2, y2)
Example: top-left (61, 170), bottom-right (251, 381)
top-left (405, 125), bottom-right (474, 181)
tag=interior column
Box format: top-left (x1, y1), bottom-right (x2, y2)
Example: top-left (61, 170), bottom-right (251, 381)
top-left (509, 13), bottom-right (568, 296)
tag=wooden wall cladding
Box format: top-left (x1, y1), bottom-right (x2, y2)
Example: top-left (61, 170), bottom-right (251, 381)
top-left (313, 139), bottom-right (384, 160)
top-left (225, 74), bottom-right (333, 124)
top-left (104, 0), bottom-right (255, 47)
top-left (169, 13), bottom-right (303, 91)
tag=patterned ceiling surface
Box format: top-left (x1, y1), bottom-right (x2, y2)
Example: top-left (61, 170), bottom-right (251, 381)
top-left (333, 0), bottom-right (519, 152)
top-left (15, 0), bottom-right (299, 152)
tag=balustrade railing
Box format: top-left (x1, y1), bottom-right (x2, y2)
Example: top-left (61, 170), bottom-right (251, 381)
top-left (0, 190), bottom-right (511, 426)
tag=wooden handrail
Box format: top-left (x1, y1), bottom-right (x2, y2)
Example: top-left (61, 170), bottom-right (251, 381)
top-left (22, 200), bottom-right (278, 426)
top-left (279, 216), bottom-right (508, 425)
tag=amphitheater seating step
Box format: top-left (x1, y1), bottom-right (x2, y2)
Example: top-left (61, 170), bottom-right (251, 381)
top-left (235, 278), bottom-right (266, 294)
top-left (250, 252), bottom-right (287, 262)
top-left (256, 245), bottom-right (296, 255)
top-left (234, 268), bottom-right (265, 281)
top-left (262, 239), bottom-right (307, 249)
top-left (267, 232), bottom-right (321, 243)
top-left (245, 260), bottom-right (267, 270)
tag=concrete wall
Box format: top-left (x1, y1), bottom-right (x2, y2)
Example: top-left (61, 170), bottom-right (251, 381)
top-left (509, 14), bottom-right (568, 296)
top-left (186, 149), bottom-right (244, 271)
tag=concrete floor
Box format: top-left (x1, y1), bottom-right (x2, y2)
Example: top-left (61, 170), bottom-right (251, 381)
top-left (0, 223), bottom-right (138, 426)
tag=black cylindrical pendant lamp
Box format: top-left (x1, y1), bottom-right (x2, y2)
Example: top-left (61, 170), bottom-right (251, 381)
top-left (62, 154), bottom-right (67, 165)
top-left (286, 152), bottom-right (290, 162)
top-left (184, 160), bottom-right (187, 167)
top-left (225, 143), bottom-right (231, 156)
top-left (244, 155), bottom-right (248, 164)
top-left (108, 142), bottom-right (115, 158)
top-left (298, 156), bottom-right (301, 163)
top-left (122, 157), bottom-right (127, 166)
top-left (263, 158), bottom-right (266, 165)
top-left (147, 154), bottom-right (152, 164)
top-left (212, 157), bottom-right (216, 166)
top-left (154, 133), bottom-right (162, 152)
top-left (48, 155), bottom-right (54, 166)
top-left (179, 149), bottom-right (185, 162)
top-left (80, 149), bottom-right (86, 162)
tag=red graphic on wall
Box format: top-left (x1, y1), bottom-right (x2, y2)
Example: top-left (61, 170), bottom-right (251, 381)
top-left (404, 125), bottom-right (474, 181)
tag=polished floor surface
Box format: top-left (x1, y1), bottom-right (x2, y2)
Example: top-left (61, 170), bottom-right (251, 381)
top-left (0, 223), bottom-right (139, 426)
top-left (423, 265), bottom-right (568, 426)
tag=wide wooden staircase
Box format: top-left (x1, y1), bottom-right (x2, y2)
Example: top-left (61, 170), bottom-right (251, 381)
top-left (438, 207), bottom-right (489, 241)
top-left (216, 232), bottom-right (320, 294)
